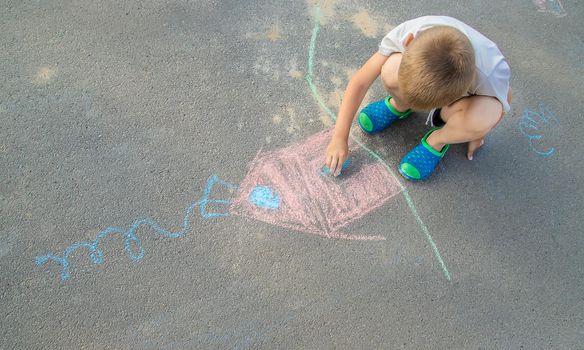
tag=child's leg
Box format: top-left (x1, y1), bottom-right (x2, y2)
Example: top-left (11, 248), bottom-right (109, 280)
top-left (398, 90), bottom-right (512, 181)
top-left (426, 95), bottom-right (505, 160)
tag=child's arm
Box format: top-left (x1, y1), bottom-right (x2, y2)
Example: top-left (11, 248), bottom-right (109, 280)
top-left (325, 53), bottom-right (389, 175)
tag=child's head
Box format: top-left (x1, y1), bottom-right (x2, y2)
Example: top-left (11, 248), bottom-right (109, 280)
top-left (398, 26), bottom-right (475, 110)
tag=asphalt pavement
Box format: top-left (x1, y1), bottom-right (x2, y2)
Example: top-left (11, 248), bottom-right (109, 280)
top-left (1, 0), bottom-right (583, 348)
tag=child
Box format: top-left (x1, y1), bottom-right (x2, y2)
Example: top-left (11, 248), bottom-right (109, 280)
top-left (325, 16), bottom-right (512, 181)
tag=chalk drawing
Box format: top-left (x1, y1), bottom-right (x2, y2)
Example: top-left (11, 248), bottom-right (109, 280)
top-left (36, 129), bottom-right (401, 281)
top-left (351, 10), bottom-right (380, 38)
top-left (249, 186), bottom-right (281, 210)
top-left (305, 0), bottom-right (340, 26)
top-left (230, 130), bottom-right (400, 241)
top-left (306, 7), bottom-right (451, 280)
top-left (533, 0), bottom-right (567, 17)
top-left (320, 157), bottom-right (350, 175)
top-left (33, 65), bottom-right (58, 85)
top-left (245, 22), bottom-right (282, 42)
top-left (35, 176), bottom-right (237, 281)
top-left (35, 128), bottom-right (405, 281)
top-left (518, 103), bottom-right (560, 157)
top-left (35, 7), bottom-right (451, 282)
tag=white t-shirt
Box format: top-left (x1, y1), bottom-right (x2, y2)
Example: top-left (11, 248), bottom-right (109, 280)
top-left (379, 16), bottom-right (511, 112)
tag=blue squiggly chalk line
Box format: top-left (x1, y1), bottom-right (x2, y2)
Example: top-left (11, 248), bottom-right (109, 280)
top-left (35, 175), bottom-right (237, 281)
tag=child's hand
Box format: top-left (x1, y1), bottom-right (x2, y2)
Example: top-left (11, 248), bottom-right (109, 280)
top-left (325, 137), bottom-right (349, 176)
top-left (322, 53), bottom-right (388, 176)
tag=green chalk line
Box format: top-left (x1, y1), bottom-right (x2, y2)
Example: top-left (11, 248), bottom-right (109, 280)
top-left (306, 7), bottom-right (451, 281)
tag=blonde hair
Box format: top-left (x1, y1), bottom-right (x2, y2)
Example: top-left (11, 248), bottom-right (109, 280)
top-left (398, 26), bottom-right (475, 110)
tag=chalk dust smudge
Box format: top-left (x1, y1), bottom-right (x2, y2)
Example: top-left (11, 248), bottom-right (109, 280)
top-left (287, 58), bottom-right (304, 79)
top-left (351, 10), bottom-right (379, 37)
top-left (285, 106), bottom-right (300, 134)
top-left (383, 24), bottom-right (395, 34)
top-left (344, 67), bottom-right (357, 80)
top-left (246, 22), bottom-right (283, 41)
top-left (266, 23), bottom-right (282, 41)
top-left (306, 0), bottom-right (340, 25)
top-left (533, 0), bottom-right (567, 17)
top-left (289, 70), bottom-right (303, 78)
top-left (306, 0), bottom-right (395, 37)
top-left (34, 66), bottom-right (57, 85)
top-left (328, 88), bottom-right (343, 111)
top-left (319, 110), bottom-right (334, 127)
top-left (252, 56), bottom-right (280, 81)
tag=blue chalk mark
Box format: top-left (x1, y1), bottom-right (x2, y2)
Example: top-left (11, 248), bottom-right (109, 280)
top-left (518, 103), bottom-right (559, 157)
top-left (320, 158), bottom-right (350, 176)
top-left (538, 0), bottom-right (567, 17)
top-left (35, 175), bottom-right (237, 281)
top-left (199, 175), bottom-right (238, 218)
top-left (414, 256), bottom-right (425, 266)
top-left (248, 186), bottom-right (280, 210)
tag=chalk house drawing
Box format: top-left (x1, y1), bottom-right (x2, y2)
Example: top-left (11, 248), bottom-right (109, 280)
top-left (36, 130), bottom-right (400, 281)
top-left (231, 129), bottom-right (401, 241)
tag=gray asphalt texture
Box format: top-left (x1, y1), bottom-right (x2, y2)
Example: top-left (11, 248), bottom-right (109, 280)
top-left (1, 0), bottom-right (583, 348)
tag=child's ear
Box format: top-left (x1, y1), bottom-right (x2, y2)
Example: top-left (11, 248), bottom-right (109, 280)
top-left (403, 33), bottom-right (414, 47)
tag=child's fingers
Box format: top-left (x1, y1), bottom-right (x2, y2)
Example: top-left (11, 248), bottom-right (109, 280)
top-left (330, 156), bottom-right (340, 176)
top-left (326, 154), bottom-right (333, 169)
top-left (467, 138), bottom-right (485, 160)
top-left (333, 155), bottom-right (346, 176)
